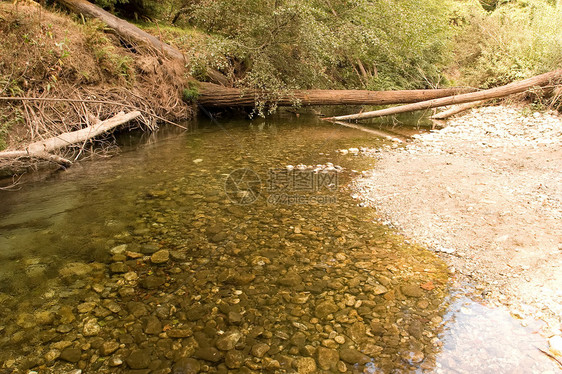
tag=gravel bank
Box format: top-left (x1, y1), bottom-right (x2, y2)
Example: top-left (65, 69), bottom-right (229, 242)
top-left (354, 105), bottom-right (562, 336)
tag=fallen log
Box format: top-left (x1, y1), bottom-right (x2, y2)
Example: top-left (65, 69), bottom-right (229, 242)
top-left (327, 69), bottom-right (562, 121)
top-left (331, 121), bottom-right (404, 142)
top-left (431, 100), bottom-right (486, 120)
top-left (55, 0), bottom-right (476, 108)
top-left (0, 111), bottom-right (141, 167)
top-left (196, 84), bottom-right (476, 108)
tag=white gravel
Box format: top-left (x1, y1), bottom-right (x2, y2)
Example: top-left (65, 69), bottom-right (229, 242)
top-left (354, 105), bottom-right (562, 333)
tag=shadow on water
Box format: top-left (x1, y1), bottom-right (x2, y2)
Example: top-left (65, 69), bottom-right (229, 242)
top-left (0, 112), bottom-right (558, 372)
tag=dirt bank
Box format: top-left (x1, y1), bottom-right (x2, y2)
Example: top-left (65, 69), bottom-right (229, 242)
top-left (0, 3), bottom-right (190, 176)
top-left (354, 105), bottom-right (562, 337)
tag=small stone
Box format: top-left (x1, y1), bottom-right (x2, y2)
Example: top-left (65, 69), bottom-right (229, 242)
top-left (278, 271), bottom-right (302, 287)
top-left (228, 311), bottom-right (242, 325)
top-left (372, 284), bottom-right (388, 295)
top-left (401, 284), bottom-right (424, 298)
top-left (315, 300), bottom-right (339, 319)
top-left (110, 262), bottom-right (128, 273)
top-left (141, 275), bottom-right (166, 289)
top-left (339, 348), bottom-right (371, 365)
top-left (337, 360), bottom-right (347, 372)
top-left (263, 357), bottom-right (281, 370)
top-left (44, 349), bottom-right (61, 363)
top-left (35, 310), bottom-right (55, 325)
top-left (51, 341), bottom-right (73, 350)
top-left (316, 347), bottom-right (339, 370)
top-left (549, 335), bottom-right (562, 357)
top-left (144, 315), bottom-right (162, 335)
top-left (194, 347), bottom-right (222, 362)
top-left (225, 350), bottom-right (244, 369)
top-left (83, 318), bottom-right (101, 336)
top-left (295, 357), bottom-right (317, 374)
top-left (173, 357), bottom-right (200, 373)
top-left (216, 331), bottom-right (242, 351)
top-left (123, 271), bottom-right (139, 281)
top-left (126, 349), bottom-right (151, 369)
top-left (92, 284), bottom-right (104, 293)
top-left (334, 336), bottom-right (345, 344)
top-left (77, 302), bottom-right (96, 314)
top-left (59, 262), bottom-right (92, 277)
top-left (60, 347), bottom-right (81, 363)
top-left (126, 251), bottom-right (143, 259)
top-left (108, 356), bottom-right (123, 366)
top-left (100, 341), bottom-right (120, 356)
top-left (401, 350), bottom-right (424, 364)
top-left (140, 243), bottom-right (159, 254)
top-left (251, 343), bottom-right (270, 358)
top-left (335, 253), bottom-right (346, 261)
top-left (110, 244), bottom-right (127, 255)
top-left (347, 322), bottom-right (367, 343)
top-left (118, 287), bottom-right (135, 298)
top-left (167, 328), bottom-right (192, 338)
top-left (151, 250), bottom-right (170, 264)
top-left (16, 313), bottom-right (36, 329)
top-left (56, 324), bottom-right (73, 333)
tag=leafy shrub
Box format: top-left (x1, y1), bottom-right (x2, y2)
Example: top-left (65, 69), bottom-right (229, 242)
top-left (450, 0), bottom-right (562, 87)
top-left (170, 0), bottom-right (452, 91)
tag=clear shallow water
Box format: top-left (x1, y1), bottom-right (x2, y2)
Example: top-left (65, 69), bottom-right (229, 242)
top-left (0, 113), bottom-right (558, 373)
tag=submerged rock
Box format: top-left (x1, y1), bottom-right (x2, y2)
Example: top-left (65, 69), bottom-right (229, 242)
top-left (315, 300), bottom-right (339, 319)
top-left (225, 350), bottom-right (245, 369)
top-left (339, 348), bottom-right (371, 365)
top-left (173, 357), bottom-right (201, 374)
top-left (401, 284), bottom-right (424, 298)
top-left (216, 331), bottom-right (242, 351)
top-left (60, 347), bottom-right (81, 363)
top-left (151, 249), bottom-right (170, 264)
top-left (316, 347), bottom-right (339, 370)
top-left (194, 347), bottom-right (222, 362)
top-left (295, 357), bottom-right (317, 373)
top-left (126, 349), bottom-right (151, 369)
top-left (59, 262), bottom-right (92, 277)
top-left (251, 343), bottom-right (270, 358)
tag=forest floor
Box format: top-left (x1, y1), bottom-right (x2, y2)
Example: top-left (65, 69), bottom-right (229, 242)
top-left (354, 104), bottom-right (562, 341)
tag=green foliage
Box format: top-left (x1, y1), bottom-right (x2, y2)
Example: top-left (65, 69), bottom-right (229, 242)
top-left (450, 0), bottom-right (562, 87)
top-left (169, 0), bottom-right (452, 91)
top-left (182, 82), bottom-right (200, 101)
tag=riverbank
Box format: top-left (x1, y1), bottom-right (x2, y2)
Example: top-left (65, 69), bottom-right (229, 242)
top-left (354, 105), bottom-right (562, 349)
top-left (0, 3), bottom-right (190, 176)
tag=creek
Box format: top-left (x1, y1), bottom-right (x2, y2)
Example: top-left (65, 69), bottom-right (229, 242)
top-left (0, 113), bottom-right (557, 373)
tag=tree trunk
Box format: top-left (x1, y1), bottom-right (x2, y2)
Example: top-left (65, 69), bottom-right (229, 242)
top-left (327, 69), bottom-right (562, 121)
top-left (0, 111), bottom-right (141, 166)
top-left (57, 0), bottom-right (186, 63)
top-left (431, 101), bottom-right (486, 119)
top-left (196, 83), bottom-right (476, 107)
